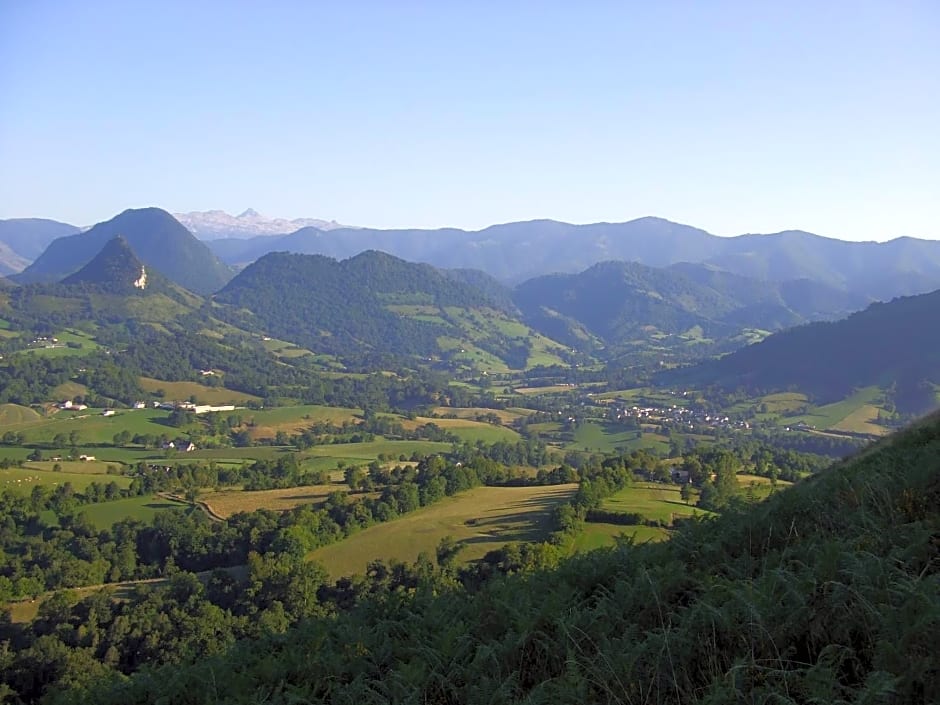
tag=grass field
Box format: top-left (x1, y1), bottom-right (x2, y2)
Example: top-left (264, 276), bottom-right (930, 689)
top-left (139, 377), bottom-right (261, 404)
top-left (402, 416), bottom-right (520, 444)
top-left (431, 407), bottom-right (533, 424)
top-left (233, 405), bottom-right (360, 440)
top-left (200, 484), bottom-right (345, 518)
top-left (737, 473), bottom-right (793, 501)
top-left (601, 483), bottom-right (713, 523)
top-left (0, 403), bottom-right (41, 425)
top-left (566, 422), bottom-right (641, 453)
top-left (6, 408), bottom-right (172, 445)
top-left (514, 385), bottom-right (578, 395)
top-left (20, 329), bottom-right (100, 358)
top-left (24, 459), bottom-right (121, 474)
top-left (50, 381), bottom-right (90, 401)
top-left (571, 522), bottom-right (671, 552)
top-left (302, 440), bottom-right (452, 463)
top-left (791, 387), bottom-right (885, 432)
top-left (79, 494), bottom-right (185, 529)
top-left (0, 467), bottom-right (133, 495)
top-left (309, 484), bottom-right (578, 578)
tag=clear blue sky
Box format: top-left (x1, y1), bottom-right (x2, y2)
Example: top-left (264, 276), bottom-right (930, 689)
top-left (1, 1), bottom-right (938, 240)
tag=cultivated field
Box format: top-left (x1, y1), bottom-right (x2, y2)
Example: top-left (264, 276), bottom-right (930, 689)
top-left (791, 386), bottom-right (886, 433)
top-left (400, 416), bottom-right (520, 443)
top-left (200, 484), bottom-right (345, 518)
top-left (138, 377), bottom-right (261, 404)
top-left (309, 483), bottom-right (578, 578)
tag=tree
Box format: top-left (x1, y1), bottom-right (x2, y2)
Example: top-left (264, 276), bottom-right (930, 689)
top-left (680, 482), bottom-right (692, 504)
top-left (344, 466), bottom-right (364, 491)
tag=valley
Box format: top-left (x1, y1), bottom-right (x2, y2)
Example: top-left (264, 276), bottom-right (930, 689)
top-left (0, 209), bottom-right (936, 705)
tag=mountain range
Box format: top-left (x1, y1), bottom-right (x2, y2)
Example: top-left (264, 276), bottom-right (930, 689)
top-left (0, 218), bottom-right (80, 274)
top-left (174, 208), bottom-right (351, 239)
top-left (3, 209), bottom-right (940, 306)
top-left (12, 208), bottom-right (232, 295)
top-left (204, 217), bottom-right (940, 302)
top-left (514, 260), bottom-right (870, 355)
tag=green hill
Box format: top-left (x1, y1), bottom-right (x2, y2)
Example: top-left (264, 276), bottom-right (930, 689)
top-left (61, 235), bottom-right (165, 294)
top-left (59, 413), bottom-right (940, 704)
top-left (670, 287), bottom-right (940, 413)
top-left (513, 260), bottom-right (867, 355)
top-left (15, 208), bottom-right (233, 295)
top-left (214, 250), bottom-right (561, 369)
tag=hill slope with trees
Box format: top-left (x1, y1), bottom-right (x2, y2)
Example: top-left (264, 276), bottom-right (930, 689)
top-left (213, 250), bottom-right (558, 368)
top-left (51, 411), bottom-right (940, 705)
top-left (667, 287), bottom-right (940, 412)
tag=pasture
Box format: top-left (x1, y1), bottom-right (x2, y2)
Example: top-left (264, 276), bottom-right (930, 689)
top-left (233, 405), bottom-right (360, 440)
top-left (308, 483), bottom-right (578, 578)
top-left (0, 467), bottom-right (133, 495)
top-left (302, 439), bottom-right (452, 463)
top-left (791, 386), bottom-right (886, 432)
top-left (601, 483), bottom-right (712, 523)
top-left (571, 522), bottom-right (671, 552)
top-left (402, 416), bottom-right (520, 444)
top-left (567, 422), bottom-right (641, 453)
top-left (2, 407), bottom-right (172, 445)
top-left (138, 377), bottom-right (261, 404)
top-left (79, 494), bottom-right (185, 529)
top-left (200, 484), bottom-right (344, 518)
top-left (0, 403), bottom-right (41, 425)
top-left (431, 406), bottom-right (533, 424)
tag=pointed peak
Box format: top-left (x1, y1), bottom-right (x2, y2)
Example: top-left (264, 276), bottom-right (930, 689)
top-left (61, 236), bottom-right (152, 292)
top-left (238, 208), bottom-right (261, 219)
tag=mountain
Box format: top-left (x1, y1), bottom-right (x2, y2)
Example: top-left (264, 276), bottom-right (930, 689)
top-left (6, 236), bottom-right (204, 331)
top-left (0, 217), bottom-right (80, 262)
top-left (61, 235), bottom-right (163, 294)
top-left (513, 260), bottom-right (870, 355)
top-left (14, 208), bottom-right (233, 295)
top-left (0, 242), bottom-right (29, 276)
top-left (204, 216), bottom-right (940, 301)
top-left (214, 250), bottom-right (568, 369)
top-left (175, 208), bottom-right (352, 240)
top-left (668, 288), bottom-right (940, 412)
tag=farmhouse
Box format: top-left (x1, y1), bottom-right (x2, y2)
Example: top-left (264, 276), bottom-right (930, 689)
top-left (79, 455), bottom-right (96, 462)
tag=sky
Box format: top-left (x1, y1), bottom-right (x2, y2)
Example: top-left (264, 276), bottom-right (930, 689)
top-left (1, 1), bottom-right (938, 241)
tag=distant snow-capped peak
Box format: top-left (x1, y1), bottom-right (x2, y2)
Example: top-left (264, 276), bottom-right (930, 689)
top-left (174, 209), bottom-right (351, 240)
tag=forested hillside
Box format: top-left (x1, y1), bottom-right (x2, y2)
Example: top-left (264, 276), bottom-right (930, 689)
top-left (670, 288), bottom-right (940, 411)
top-left (50, 412), bottom-right (940, 704)
top-left (214, 250), bottom-right (557, 368)
top-left (513, 260), bottom-right (867, 354)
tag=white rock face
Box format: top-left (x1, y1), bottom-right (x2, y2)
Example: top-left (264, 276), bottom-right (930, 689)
top-left (175, 209), bottom-right (353, 240)
top-left (133, 266), bottom-right (147, 290)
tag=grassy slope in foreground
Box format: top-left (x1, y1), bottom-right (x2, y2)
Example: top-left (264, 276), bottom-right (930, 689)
top-left (61, 413), bottom-right (940, 705)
